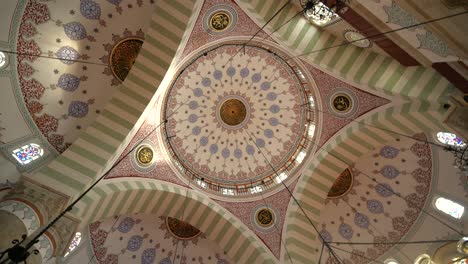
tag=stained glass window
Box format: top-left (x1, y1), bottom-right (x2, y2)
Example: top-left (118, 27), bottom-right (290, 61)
top-left (64, 232), bottom-right (82, 257)
top-left (435, 197), bottom-right (464, 219)
top-left (11, 143), bottom-right (44, 165)
top-left (436, 132), bottom-right (466, 147)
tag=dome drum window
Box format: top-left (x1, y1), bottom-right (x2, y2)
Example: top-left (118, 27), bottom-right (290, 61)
top-left (434, 197), bottom-right (464, 219)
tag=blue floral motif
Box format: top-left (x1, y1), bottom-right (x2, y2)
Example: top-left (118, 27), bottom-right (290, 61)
top-left (141, 248), bottom-right (156, 264)
top-left (56, 46), bottom-right (79, 65)
top-left (159, 257), bottom-right (172, 264)
top-left (57, 73), bottom-right (80, 92)
top-left (380, 165), bottom-right (400, 179)
top-left (117, 217), bottom-right (135, 233)
top-left (68, 101), bottom-right (89, 118)
top-left (367, 199), bottom-right (384, 214)
top-left (107, 0), bottom-right (123, 4)
top-left (354, 213), bottom-right (369, 228)
top-left (375, 183), bottom-right (393, 197)
top-left (339, 223), bottom-right (353, 240)
top-left (127, 235), bottom-right (143, 251)
top-left (319, 230), bottom-right (332, 242)
top-left (379, 146), bottom-right (399, 158)
top-left (64, 22), bottom-right (87, 40)
top-left (80, 0), bottom-right (101, 20)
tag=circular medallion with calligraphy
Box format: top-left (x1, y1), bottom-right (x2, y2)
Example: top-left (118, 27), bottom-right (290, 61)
top-left (327, 168), bottom-right (354, 198)
top-left (203, 4), bottom-right (238, 35)
top-left (110, 38), bottom-right (143, 82)
top-left (327, 88), bottom-right (358, 117)
top-left (166, 217), bottom-right (201, 240)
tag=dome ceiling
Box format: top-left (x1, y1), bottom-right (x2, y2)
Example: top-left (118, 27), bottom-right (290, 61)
top-left (319, 133), bottom-right (433, 263)
top-left (89, 213), bottom-right (231, 264)
top-left (13, 0), bottom-right (153, 153)
top-left (162, 42), bottom-right (315, 199)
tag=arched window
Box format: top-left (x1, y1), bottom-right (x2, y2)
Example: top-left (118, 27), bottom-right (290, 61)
top-left (414, 254), bottom-right (433, 264)
top-left (11, 143), bottom-right (44, 165)
top-left (436, 132), bottom-right (466, 147)
top-left (0, 51), bottom-right (7, 69)
top-left (435, 197), bottom-right (464, 219)
top-left (64, 232), bottom-right (82, 257)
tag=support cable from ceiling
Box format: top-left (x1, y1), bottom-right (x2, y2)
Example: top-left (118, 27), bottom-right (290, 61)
top-left (172, 175), bottom-right (191, 264)
top-left (0, 49), bottom-right (108, 66)
top-left (260, 8), bottom-right (305, 41)
top-left (318, 242), bottom-right (325, 264)
top-left (224, 0), bottom-right (293, 66)
top-left (246, 131), bottom-right (345, 264)
top-left (328, 239), bottom-right (459, 245)
top-left (86, 215), bottom-right (121, 264)
top-left (329, 245), bottom-right (386, 264)
top-left (0, 99), bottom-right (189, 263)
top-left (249, 177), bottom-right (295, 264)
top-left (304, 111), bottom-right (466, 237)
top-left (290, 10), bottom-right (468, 59)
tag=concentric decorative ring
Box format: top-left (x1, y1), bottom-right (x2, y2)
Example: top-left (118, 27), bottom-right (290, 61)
top-left (130, 140), bottom-right (156, 173)
top-left (251, 204), bottom-right (280, 233)
top-left (327, 88), bottom-right (358, 117)
top-left (203, 4), bottom-right (238, 35)
top-left (343, 30), bottom-right (372, 48)
top-left (162, 41), bottom-right (316, 199)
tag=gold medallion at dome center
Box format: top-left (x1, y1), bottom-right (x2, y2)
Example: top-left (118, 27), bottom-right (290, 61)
top-left (210, 11), bottom-right (230, 31)
top-left (256, 208), bottom-right (274, 227)
top-left (136, 145), bottom-right (153, 165)
top-left (220, 99), bottom-right (247, 126)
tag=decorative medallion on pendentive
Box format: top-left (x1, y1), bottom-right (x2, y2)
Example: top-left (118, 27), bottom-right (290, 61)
top-left (203, 4), bottom-right (238, 35)
top-left (166, 217), bottom-right (201, 240)
top-left (332, 93), bottom-right (352, 113)
top-left (210, 11), bottom-right (230, 32)
top-left (136, 145), bottom-right (154, 166)
top-left (327, 168), bottom-right (353, 198)
top-left (255, 208), bottom-right (274, 227)
top-left (110, 38), bottom-right (143, 82)
top-left (251, 204), bottom-right (280, 233)
top-left (130, 140), bottom-right (157, 173)
top-left (327, 88), bottom-right (358, 117)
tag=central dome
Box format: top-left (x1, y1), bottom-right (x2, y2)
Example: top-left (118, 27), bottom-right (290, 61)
top-left (162, 41), bottom-right (316, 199)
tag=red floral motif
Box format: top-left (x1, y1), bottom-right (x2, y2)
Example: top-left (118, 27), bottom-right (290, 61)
top-left (18, 63), bottom-right (35, 77)
top-left (19, 22), bottom-right (37, 38)
top-left (103, 254), bottom-right (118, 264)
top-left (89, 221), bottom-right (101, 234)
top-left (417, 158), bottom-right (431, 169)
top-left (47, 134), bottom-right (65, 151)
top-left (20, 78), bottom-right (45, 101)
top-left (392, 216), bottom-right (408, 233)
top-left (410, 142), bottom-right (431, 158)
top-left (33, 114), bottom-right (58, 136)
top-left (17, 37), bottom-right (41, 62)
top-left (26, 100), bottom-right (43, 114)
top-left (22, 0), bottom-right (50, 24)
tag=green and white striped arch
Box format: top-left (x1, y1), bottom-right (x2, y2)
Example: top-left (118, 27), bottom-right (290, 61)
top-left (235, 0), bottom-right (459, 102)
top-left (282, 101), bottom-right (449, 263)
top-left (28, 0), bottom-right (197, 200)
top-left (74, 178), bottom-right (277, 264)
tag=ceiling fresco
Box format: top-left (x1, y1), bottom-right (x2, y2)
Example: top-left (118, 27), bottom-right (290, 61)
top-left (319, 133), bottom-right (433, 263)
top-left (89, 214), bottom-right (231, 264)
top-left (15, 0), bottom-right (153, 153)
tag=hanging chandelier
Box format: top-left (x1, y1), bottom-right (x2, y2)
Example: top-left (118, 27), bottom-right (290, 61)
top-left (301, 0), bottom-right (348, 26)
